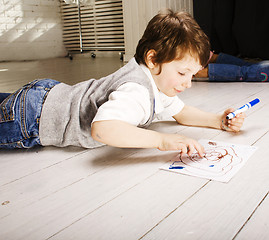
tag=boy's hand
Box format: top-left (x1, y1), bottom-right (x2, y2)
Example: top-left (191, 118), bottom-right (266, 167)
top-left (158, 133), bottom-right (204, 157)
top-left (221, 108), bottom-right (246, 132)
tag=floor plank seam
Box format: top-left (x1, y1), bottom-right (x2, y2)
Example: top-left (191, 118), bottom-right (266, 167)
top-left (0, 150), bottom-right (140, 221)
top-left (0, 149), bottom-right (89, 187)
top-left (45, 169), bottom-right (162, 240)
top-left (0, 177), bottom-right (86, 221)
top-left (232, 191), bottom-right (269, 240)
top-left (251, 129), bottom-right (269, 146)
top-left (138, 181), bottom-right (210, 240)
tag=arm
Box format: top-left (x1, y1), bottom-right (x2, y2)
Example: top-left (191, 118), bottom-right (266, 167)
top-left (173, 105), bottom-right (222, 129)
top-left (173, 105), bottom-right (245, 132)
top-left (91, 120), bottom-right (204, 156)
top-left (92, 120), bottom-right (161, 149)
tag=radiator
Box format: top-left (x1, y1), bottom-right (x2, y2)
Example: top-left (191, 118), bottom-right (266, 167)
top-left (59, 0), bottom-right (125, 54)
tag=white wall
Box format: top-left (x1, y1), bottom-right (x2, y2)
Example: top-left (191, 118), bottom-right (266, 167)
top-left (0, 0), bottom-right (67, 61)
top-left (122, 0), bottom-right (193, 62)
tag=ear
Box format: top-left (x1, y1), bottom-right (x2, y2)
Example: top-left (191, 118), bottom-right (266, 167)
top-left (145, 49), bottom-right (157, 69)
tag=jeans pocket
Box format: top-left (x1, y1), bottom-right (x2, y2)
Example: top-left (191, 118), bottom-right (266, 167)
top-left (0, 89), bottom-right (22, 123)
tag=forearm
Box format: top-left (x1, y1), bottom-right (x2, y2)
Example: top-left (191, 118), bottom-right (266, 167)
top-left (91, 120), bottom-right (162, 149)
top-left (173, 105), bottom-right (222, 129)
top-left (91, 119), bottom-right (205, 155)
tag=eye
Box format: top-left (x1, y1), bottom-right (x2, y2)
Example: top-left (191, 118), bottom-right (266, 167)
top-left (178, 72), bottom-right (185, 76)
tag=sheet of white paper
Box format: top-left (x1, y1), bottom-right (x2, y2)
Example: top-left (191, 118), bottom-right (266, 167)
top-left (160, 139), bottom-right (258, 183)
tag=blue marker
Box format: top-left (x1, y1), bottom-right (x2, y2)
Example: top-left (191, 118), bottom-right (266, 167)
top-left (226, 98), bottom-right (260, 120)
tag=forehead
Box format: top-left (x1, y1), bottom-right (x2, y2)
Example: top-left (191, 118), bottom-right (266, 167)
top-left (172, 54), bottom-right (202, 72)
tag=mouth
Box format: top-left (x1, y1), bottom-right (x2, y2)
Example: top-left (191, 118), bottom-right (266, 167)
top-left (175, 88), bottom-right (183, 93)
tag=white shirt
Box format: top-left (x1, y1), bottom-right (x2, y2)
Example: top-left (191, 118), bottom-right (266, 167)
top-left (92, 64), bottom-right (185, 126)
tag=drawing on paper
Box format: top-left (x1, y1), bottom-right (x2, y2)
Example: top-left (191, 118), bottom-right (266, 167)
top-left (160, 139), bottom-right (257, 183)
top-left (169, 145), bottom-right (240, 177)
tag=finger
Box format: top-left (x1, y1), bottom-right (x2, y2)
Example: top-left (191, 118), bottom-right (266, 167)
top-left (196, 145), bottom-right (205, 157)
top-left (238, 112), bottom-right (246, 119)
top-left (192, 142), bottom-right (205, 157)
top-left (233, 114), bottom-right (246, 122)
top-left (230, 122), bottom-right (244, 129)
top-left (179, 145), bottom-right (188, 155)
top-left (228, 119), bottom-right (243, 127)
top-left (187, 144), bottom-right (195, 156)
top-left (229, 113), bottom-right (246, 124)
top-left (229, 115), bottom-right (245, 123)
top-left (228, 117), bottom-right (245, 130)
top-left (227, 122), bottom-right (242, 132)
top-left (228, 125), bottom-right (240, 132)
top-left (224, 108), bottom-right (235, 115)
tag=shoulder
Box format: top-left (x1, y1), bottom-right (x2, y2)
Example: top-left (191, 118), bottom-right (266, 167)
top-left (111, 58), bottom-right (152, 87)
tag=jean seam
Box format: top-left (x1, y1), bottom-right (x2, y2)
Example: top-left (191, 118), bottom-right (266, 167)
top-left (20, 79), bottom-right (41, 139)
top-left (20, 87), bottom-right (29, 139)
top-left (0, 136), bottom-right (39, 147)
top-left (0, 89), bottom-right (21, 122)
top-left (0, 136), bottom-right (37, 145)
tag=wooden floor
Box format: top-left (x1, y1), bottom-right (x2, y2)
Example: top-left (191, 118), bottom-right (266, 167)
top-left (0, 56), bottom-right (268, 240)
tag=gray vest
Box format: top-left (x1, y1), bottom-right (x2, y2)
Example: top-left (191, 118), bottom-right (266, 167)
top-left (39, 58), bottom-right (155, 148)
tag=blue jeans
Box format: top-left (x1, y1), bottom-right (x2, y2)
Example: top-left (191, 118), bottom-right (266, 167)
top-left (0, 93), bottom-right (10, 104)
top-left (0, 79), bottom-right (60, 149)
top-left (208, 53), bottom-right (269, 82)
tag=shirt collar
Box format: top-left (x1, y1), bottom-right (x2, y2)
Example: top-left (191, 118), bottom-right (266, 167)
top-left (139, 64), bottom-right (164, 114)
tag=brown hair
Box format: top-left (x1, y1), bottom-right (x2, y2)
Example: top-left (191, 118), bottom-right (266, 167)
top-left (134, 10), bottom-right (210, 70)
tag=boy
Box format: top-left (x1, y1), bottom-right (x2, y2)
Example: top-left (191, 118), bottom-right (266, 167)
top-left (0, 10), bottom-right (245, 155)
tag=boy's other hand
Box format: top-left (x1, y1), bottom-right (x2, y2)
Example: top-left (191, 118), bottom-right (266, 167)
top-left (221, 108), bottom-right (246, 132)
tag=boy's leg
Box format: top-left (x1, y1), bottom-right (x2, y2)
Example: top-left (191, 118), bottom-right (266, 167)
top-left (0, 93), bottom-right (10, 104)
top-left (0, 79), bottom-right (60, 149)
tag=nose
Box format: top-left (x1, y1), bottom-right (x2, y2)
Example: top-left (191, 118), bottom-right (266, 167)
top-left (182, 75), bottom-right (192, 88)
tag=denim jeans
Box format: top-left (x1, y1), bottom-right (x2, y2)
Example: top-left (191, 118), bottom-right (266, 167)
top-left (208, 53), bottom-right (269, 82)
top-left (0, 93), bottom-right (10, 104)
top-left (0, 79), bottom-right (60, 149)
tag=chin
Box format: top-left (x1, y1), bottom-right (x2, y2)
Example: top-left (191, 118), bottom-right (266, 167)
top-left (169, 93), bottom-right (178, 97)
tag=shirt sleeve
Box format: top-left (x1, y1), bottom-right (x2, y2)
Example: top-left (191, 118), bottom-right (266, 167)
top-left (92, 82), bottom-right (151, 126)
top-left (155, 92), bottom-right (185, 120)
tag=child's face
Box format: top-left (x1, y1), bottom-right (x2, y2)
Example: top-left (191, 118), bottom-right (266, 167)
top-left (149, 54), bottom-right (202, 97)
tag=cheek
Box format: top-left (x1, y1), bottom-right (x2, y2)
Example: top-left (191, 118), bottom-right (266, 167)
top-left (158, 72), bottom-right (181, 89)
top-left (167, 76), bottom-right (180, 87)
top-left (161, 78), bottom-right (174, 89)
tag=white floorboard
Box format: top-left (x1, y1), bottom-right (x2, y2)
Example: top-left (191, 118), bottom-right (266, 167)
top-left (236, 192), bottom-right (269, 240)
top-left (0, 56), bottom-right (268, 240)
